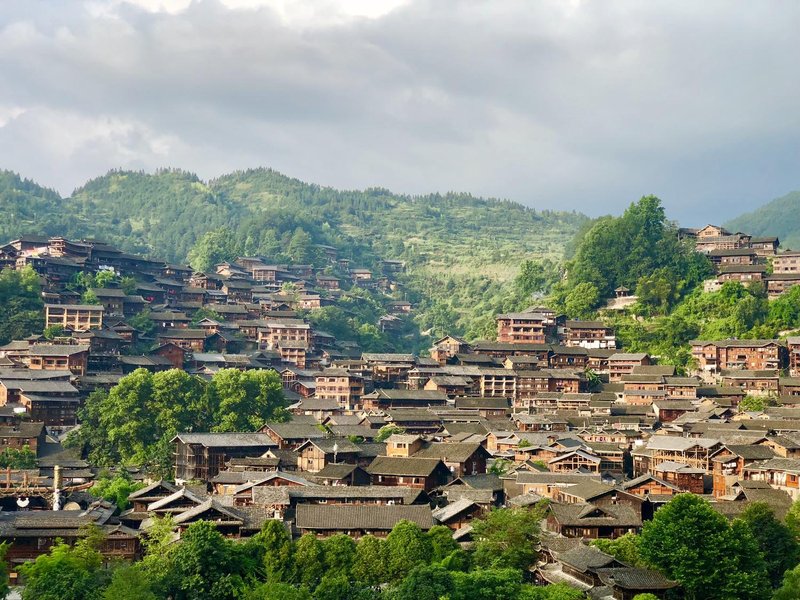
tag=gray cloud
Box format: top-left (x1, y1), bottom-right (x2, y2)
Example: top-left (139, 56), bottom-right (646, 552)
top-left (0, 0), bottom-right (798, 223)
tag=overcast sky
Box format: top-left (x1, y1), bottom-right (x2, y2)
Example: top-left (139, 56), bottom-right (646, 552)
top-left (1, 0), bottom-right (799, 224)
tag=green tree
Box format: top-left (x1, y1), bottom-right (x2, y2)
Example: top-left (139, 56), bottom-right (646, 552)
top-left (314, 574), bottom-right (354, 600)
top-left (775, 563), bottom-right (800, 600)
top-left (257, 520), bottom-right (294, 584)
top-left (191, 306), bottom-right (223, 325)
top-left (66, 368), bottom-right (284, 471)
top-left (287, 228), bottom-right (314, 263)
top-left (43, 324), bottom-right (66, 339)
top-left (786, 498), bottom-right (800, 539)
top-left (639, 494), bottom-right (770, 600)
top-left (385, 520), bottom-right (432, 580)
top-left (20, 528), bottom-right (105, 600)
top-left (188, 228), bottom-right (237, 272)
top-left (740, 395), bottom-right (771, 412)
top-left (427, 525), bottom-right (459, 563)
top-left (0, 543), bottom-right (9, 600)
top-left (0, 445), bottom-right (37, 469)
top-left (567, 196), bottom-right (711, 299)
top-left (471, 506), bottom-right (545, 571)
top-left (211, 369), bottom-right (286, 432)
top-left (0, 266), bottom-right (44, 344)
top-left (517, 582), bottom-right (586, 600)
top-left (736, 502), bottom-right (800, 587)
top-left (292, 533), bottom-right (325, 590)
top-left (322, 534), bottom-right (357, 579)
top-left (489, 458), bottom-right (512, 476)
top-left (245, 583), bottom-right (312, 600)
top-left (635, 268), bottom-right (681, 316)
top-left (128, 309), bottom-right (156, 336)
top-left (389, 564), bottom-right (454, 600)
top-left (564, 282), bottom-right (600, 319)
top-left (352, 535), bottom-right (388, 586)
top-left (590, 533), bottom-right (643, 567)
top-left (375, 424), bottom-right (405, 442)
top-left (81, 289), bottom-right (100, 305)
top-left (169, 520), bottom-right (248, 600)
top-left (120, 276), bottom-right (138, 295)
top-left (89, 472), bottom-right (145, 510)
top-left (450, 568), bottom-right (522, 600)
top-left (102, 565), bottom-right (157, 600)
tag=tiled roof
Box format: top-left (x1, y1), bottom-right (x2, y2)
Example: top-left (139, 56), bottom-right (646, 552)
top-left (172, 432), bottom-right (276, 447)
top-left (597, 568), bottom-right (678, 590)
top-left (366, 456), bottom-right (445, 477)
top-left (296, 504), bottom-right (434, 531)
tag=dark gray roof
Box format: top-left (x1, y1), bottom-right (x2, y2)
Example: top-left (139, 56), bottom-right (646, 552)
top-left (549, 503), bottom-right (642, 528)
top-left (263, 422), bottom-right (326, 440)
top-left (296, 504), bottom-right (433, 531)
top-left (28, 344), bottom-right (89, 356)
top-left (172, 433), bottom-right (276, 447)
top-left (597, 568), bottom-right (678, 590)
top-left (366, 456), bottom-right (446, 477)
top-left (413, 442), bottom-right (488, 463)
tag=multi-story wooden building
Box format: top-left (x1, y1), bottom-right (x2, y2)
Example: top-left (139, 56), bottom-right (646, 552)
top-left (366, 456), bottom-right (452, 492)
top-left (429, 335), bottom-right (471, 365)
top-left (690, 339), bottom-right (787, 376)
top-left (608, 353), bottom-right (651, 383)
top-left (711, 444), bottom-right (777, 497)
top-left (561, 321), bottom-right (616, 349)
top-left (644, 436), bottom-right (721, 473)
top-left (172, 433), bottom-right (277, 481)
top-left (257, 320), bottom-right (311, 350)
top-left (707, 247), bottom-right (758, 267)
top-left (156, 329), bottom-right (207, 352)
top-left (44, 304), bottom-right (104, 332)
top-left (773, 251), bottom-right (800, 274)
top-left (766, 273), bottom-right (800, 298)
top-left (295, 438), bottom-right (362, 473)
top-left (716, 264), bottom-right (766, 283)
top-left (315, 368), bottom-right (364, 411)
top-left (28, 344), bottom-right (89, 376)
top-left (749, 236), bottom-right (779, 256)
top-left (496, 312), bottom-right (551, 344)
top-left (789, 337), bottom-right (800, 377)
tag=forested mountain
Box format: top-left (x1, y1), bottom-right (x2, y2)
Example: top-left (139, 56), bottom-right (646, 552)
top-left (725, 190), bottom-right (800, 250)
top-left (0, 168), bottom-right (588, 338)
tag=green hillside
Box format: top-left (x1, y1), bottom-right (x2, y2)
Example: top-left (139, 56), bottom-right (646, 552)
top-left (0, 167), bottom-right (588, 338)
top-left (725, 190), bottom-right (800, 250)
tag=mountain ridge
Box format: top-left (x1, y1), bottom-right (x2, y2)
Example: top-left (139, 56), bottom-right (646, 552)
top-left (725, 190), bottom-right (800, 250)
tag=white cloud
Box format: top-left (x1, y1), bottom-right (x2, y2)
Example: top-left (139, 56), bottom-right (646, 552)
top-left (0, 0), bottom-right (799, 222)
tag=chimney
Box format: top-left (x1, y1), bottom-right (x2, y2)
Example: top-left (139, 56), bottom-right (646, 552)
top-left (53, 464), bottom-right (63, 490)
top-left (52, 464), bottom-right (63, 511)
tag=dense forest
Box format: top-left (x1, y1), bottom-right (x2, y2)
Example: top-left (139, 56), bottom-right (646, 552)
top-left (2, 168), bottom-right (798, 346)
top-left (0, 168), bottom-right (586, 339)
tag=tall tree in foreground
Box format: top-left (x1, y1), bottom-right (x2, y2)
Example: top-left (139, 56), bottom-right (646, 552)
top-left (471, 505), bottom-right (545, 571)
top-left (735, 502), bottom-right (800, 587)
top-left (639, 494), bottom-right (770, 600)
top-left (0, 266), bottom-right (44, 344)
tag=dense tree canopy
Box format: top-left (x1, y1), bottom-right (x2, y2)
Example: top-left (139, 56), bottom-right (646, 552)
top-left (65, 368), bottom-right (286, 475)
top-left (639, 494), bottom-right (770, 600)
top-left (553, 196), bottom-right (712, 315)
top-left (0, 266), bottom-right (44, 345)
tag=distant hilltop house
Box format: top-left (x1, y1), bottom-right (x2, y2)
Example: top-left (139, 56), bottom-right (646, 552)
top-left (681, 224), bottom-right (800, 297)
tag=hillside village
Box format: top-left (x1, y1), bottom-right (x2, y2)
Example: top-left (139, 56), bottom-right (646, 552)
top-left (1, 222), bottom-right (800, 598)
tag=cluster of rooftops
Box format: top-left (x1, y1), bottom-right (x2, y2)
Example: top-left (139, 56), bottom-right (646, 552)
top-left (0, 234), bottom-right (799, 596)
